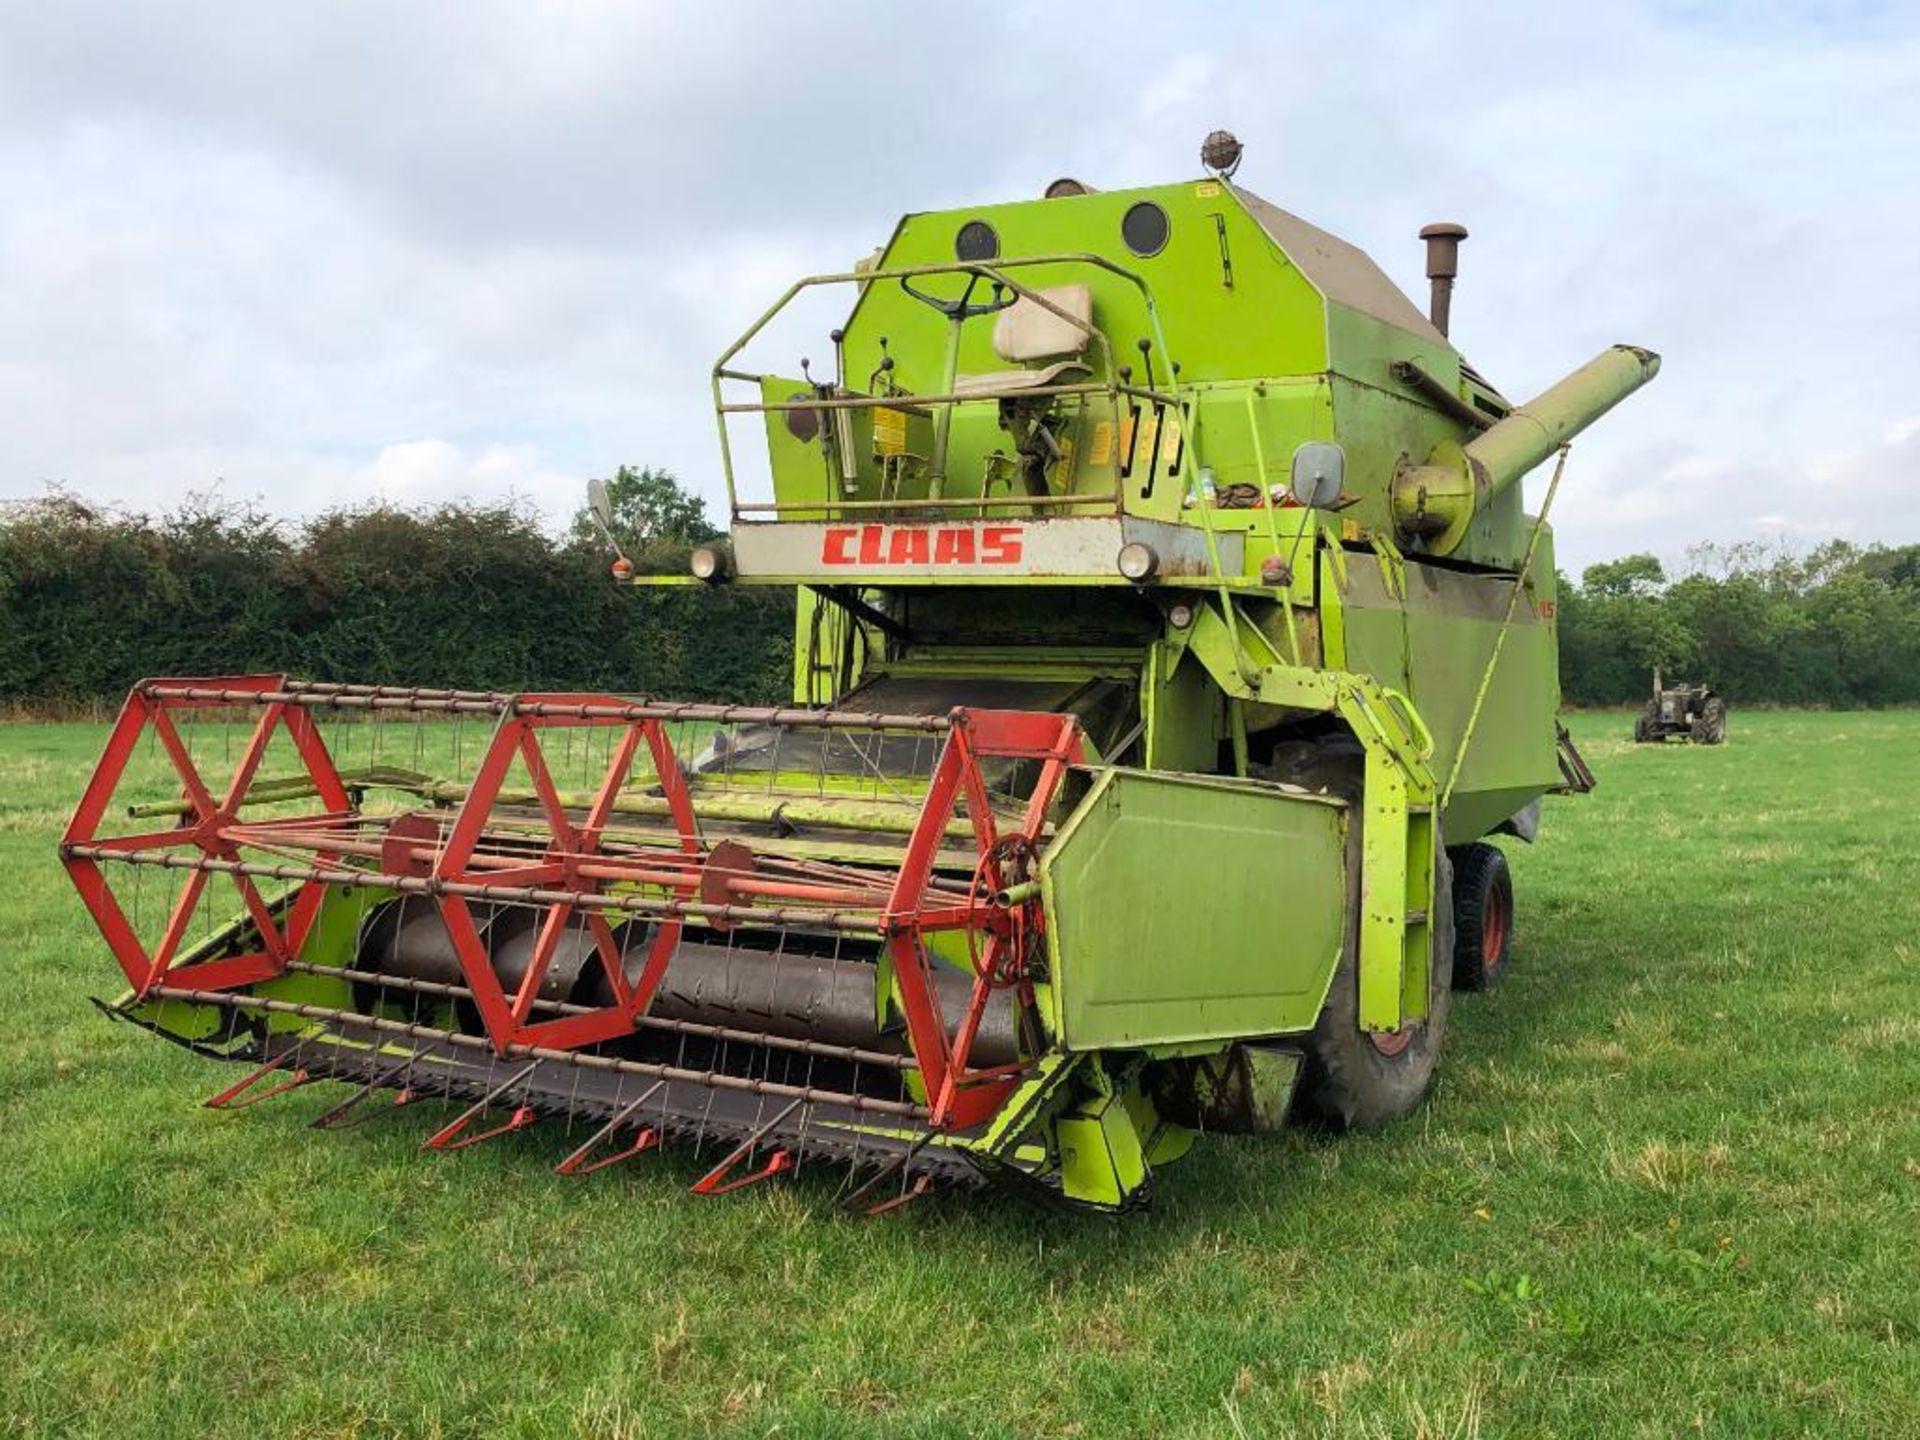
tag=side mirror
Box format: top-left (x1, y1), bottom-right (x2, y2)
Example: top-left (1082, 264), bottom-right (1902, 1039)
top-left (1289, 442), bottom-right (1345, 509)
top-left (585, 478), bottom-right (629, 573)
top-left (587, 478), bottom-right (616, 532)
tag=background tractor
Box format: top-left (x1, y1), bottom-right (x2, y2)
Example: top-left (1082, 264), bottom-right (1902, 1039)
top-left (62, 132), bottom-right (1657, 1212)
top-left (1634, 668), bottom-right (1728, 744)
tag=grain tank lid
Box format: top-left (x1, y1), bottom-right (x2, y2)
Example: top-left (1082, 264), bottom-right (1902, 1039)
top-left (1231, 185), bottom-right (1449, 348)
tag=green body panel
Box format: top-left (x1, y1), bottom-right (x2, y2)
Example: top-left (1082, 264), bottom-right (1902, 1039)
top-left (1142, 642), bottom-right (1224, 772)
top-left (1041, 769), bottom-right (1348, 1048)
top-left (1320, 535), bottom-right (1564, 842)
top-left (856, 183), bottom-right (1329, 390)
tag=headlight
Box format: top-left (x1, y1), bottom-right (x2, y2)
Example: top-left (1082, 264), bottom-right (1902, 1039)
top-left (1116, 542), bottom-right (1158, 582)
top-left (690, 543), bottom-right (732, 583)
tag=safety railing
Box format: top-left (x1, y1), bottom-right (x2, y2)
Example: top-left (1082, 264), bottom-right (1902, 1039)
top-left (709, 253), bottom-right (1187, 522)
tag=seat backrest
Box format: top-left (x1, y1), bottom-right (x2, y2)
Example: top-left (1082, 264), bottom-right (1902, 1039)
top-left (992, 284), bottom-right (1094, 364)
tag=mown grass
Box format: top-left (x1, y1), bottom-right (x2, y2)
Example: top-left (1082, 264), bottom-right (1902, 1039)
top-left (1, 711), bottom-right (1916, 1438)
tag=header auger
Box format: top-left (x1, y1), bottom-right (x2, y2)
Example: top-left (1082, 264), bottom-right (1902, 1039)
top-left (64, 133), bottom-right (1658, 1212)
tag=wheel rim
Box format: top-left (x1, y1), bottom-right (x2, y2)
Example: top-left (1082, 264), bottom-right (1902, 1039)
top-left (1482, 874), bottom-right (1513, 974)
top-left (1368, 1025), bottom-right (1415, 1057)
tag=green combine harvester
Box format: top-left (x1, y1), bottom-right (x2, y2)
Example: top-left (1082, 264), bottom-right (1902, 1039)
top-left (63, 132), bottom-right (1655, 1212)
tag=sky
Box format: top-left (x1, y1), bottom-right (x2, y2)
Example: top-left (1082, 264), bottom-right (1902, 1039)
top-left (1, 0), bottom-right (1916, 577)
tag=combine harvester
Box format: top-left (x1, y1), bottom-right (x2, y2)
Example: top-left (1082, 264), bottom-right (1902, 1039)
top-left (62, 133), bottom-right (1654, 1212)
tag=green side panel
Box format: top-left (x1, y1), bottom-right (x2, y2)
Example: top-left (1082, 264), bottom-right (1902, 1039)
top-left (1170, 377), bottom-right (1334, 516)
top-left (1327, 548), bottom-right (1561, 842)
top-left (1325, 302), bottom-right (1455, 390)
top-left (1042, 769), bottom-right (1347, 1049)
top-left (1324, 371), bottom-right (1457, 545)
top-left (758, 373), bottom-right (835, 517)
top-left (1142, 644), bottom-right (1221, 773)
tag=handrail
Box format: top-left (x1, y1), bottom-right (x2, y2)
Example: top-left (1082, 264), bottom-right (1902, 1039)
top-left (708, 253), bottom-right (1185, 524)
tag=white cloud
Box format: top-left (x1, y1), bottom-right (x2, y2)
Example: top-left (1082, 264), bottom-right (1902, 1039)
top-left (1139, 55), bottom-right (1215, 121)
top-left (0, 1), bottom-right (1916, 577)
top-left (350, 440), bottom-right (576, 511)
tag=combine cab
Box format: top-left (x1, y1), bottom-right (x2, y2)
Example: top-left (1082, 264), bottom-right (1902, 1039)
top-left (1633, 669), bottom-right (1727, 744)
top-left (62, 133), bottom-right (1657, 1212)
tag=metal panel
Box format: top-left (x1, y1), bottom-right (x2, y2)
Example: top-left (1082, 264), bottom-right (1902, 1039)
top-left (1330, 551), bottom-right (1560, 844)
top-left (1042, 769), bottom-right (1347, 1050)
top-left (731, 515), bottom-right (1239, 582)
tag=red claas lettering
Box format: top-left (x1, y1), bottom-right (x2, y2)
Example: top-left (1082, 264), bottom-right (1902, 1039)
top-left (817, 525), bottom-right (1024, 567)
top-left (980, 526), bottom-right (1023, 564)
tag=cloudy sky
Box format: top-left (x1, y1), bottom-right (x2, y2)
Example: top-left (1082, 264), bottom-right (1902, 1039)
top-left (2, 1), bottom-right (1915, 575)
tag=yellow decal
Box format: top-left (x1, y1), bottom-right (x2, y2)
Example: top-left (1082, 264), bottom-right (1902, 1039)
top-left (1088, 420), bottom-right (1114, 466)
top-left (1340, 518), bottom-right (1362, 542)
top-left (1160, 412), bottom-right (1183, 463)
top-left (1051, 436), bottom-right (1076, 487)
top-left (1195, 182), bottom-right (1221, 198)
top-left (872, 406), bottom-right (908, 457)
top-left (1123, 412), bottom-right (1158, 469)
top-left (1139, 413), bottom-right (1160, 466)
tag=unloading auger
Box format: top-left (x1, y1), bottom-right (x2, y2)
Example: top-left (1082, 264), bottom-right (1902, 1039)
top-left (62, 132), bottom-right (1657, 1212)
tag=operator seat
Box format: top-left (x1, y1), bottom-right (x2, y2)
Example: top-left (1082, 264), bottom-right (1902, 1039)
top-left (953, 284), bottom-right (1094, 398)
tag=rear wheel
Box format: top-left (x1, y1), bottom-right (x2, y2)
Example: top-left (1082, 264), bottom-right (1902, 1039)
top-left (1633, 709), bottom-right (1657, 743)
top-left (1692, 697), bottom-right (1727, 745)
top-left (1449, 841), bottom-right (1513, 992)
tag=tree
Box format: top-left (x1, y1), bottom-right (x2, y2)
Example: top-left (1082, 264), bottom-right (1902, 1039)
top-left (571, 465), bottom-right (719, 572)
top-left (1581, 553), bottom-right (1666, 599)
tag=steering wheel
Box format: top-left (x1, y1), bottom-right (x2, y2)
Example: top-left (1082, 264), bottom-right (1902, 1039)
top-left (898, 270), bottom-right (1018, 322)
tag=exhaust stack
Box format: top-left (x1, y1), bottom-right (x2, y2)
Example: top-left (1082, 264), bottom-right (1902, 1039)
top-left (1420, 222), bottom-right (1468, 336)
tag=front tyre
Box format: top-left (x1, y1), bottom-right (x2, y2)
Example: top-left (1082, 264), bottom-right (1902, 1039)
top-left (1296, 850), bottom-right (1455, 1130)
top-left (1449, 841), bottom-right (1513, 992)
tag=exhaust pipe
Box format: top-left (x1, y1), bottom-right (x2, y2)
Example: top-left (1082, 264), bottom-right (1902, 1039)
top-left (1420, 222), bottom-right (1468, 337)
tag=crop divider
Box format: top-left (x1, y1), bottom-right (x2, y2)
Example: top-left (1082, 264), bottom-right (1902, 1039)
top-left (689, 1097), bottom-right (806, 1195)
top-left (204, 1052), bottom-right (313, 1110)
top-left (555, 1082), bottom-right (668, 1176)
top-left (422, 1061), bottom-right (542, 1152)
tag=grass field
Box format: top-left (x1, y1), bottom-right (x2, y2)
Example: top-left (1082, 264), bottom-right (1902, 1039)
top-left (1, 711), bottom-right (1916, 1438)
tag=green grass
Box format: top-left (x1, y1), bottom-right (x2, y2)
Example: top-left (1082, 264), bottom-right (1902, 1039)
top-left (2, 712), bottom-right (1917, 1438)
